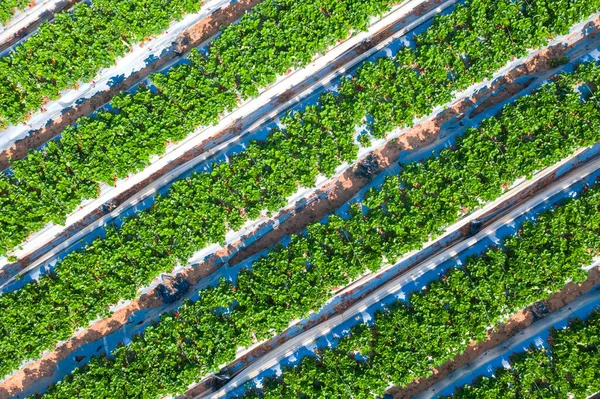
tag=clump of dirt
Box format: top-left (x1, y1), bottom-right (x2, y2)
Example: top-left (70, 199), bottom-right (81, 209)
top-left (469, 77), bottom-right (535, 118)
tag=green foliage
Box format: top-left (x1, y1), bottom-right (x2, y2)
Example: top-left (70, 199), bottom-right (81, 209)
top-left (2, 0), bottom-right (600, 381)
top-left (0, 0), bottom-right (393, 126)
top-left (2, 0), bottom-right (597, 257)
top-left (0, 0), bottom-right (30, 25)
top-left (444, 311), bottom-right (600, 398)
top-left (237, 185), bottom-right (600, 398)
top-left (28, 62), bottom-right (600, 398)
top-left (0, 0), bottom-right (395, 256)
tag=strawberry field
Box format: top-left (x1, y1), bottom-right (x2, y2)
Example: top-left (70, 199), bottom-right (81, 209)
top-left (1, 0), bottom-right (600, 398)
top-left (8, 61), bottom-right (600, 397)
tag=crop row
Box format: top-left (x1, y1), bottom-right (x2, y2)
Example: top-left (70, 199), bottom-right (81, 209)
top-left (240, 202), bottom-right (600, 399)
top-left (444, 310), bottom-right (600, 398)
top-left (27, 62), bottom-right (600, 398)
top-left (0, 0), bottom-right (211, 126)
top-left (0, 0), bottom-right (29, 25)
top-left (0, 1), bottom-right (596, 382)
top-left (0, 0), bottom-right (395, 257)
top-left (0, 0), bottom-right (594, 380)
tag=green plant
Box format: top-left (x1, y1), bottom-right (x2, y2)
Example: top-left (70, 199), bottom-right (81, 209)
top-left (0, 0), bottom-right (395, 257)
top-left (0, 0), bottom-right (30, 26)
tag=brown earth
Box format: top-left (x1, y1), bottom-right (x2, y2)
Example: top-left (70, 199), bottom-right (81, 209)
top-left (0, 0), bottom-right (436, 280)
top-left (389, 266), bottom-right (600, 398)
top-left (0, 2), bottom-right (443, 396)
top-left (2, 9), bottom-right (600, 399)
top-left (230, 15), bottom-right (600, 266)
top-left (0, 257), bottom-right (220, 399)
top-left (0, 0), bottom-right (263, 279)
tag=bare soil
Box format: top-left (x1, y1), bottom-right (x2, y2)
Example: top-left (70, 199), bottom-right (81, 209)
top-left (2, 10), bottom-right (600, 399)
top-left (389, 266), bottom-right (600, 398)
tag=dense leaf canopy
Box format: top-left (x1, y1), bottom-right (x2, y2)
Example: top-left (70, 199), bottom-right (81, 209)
top-left (0, 0), bottom-right (29, 25)
top-left (0, 0), bottom-right (394, 126)
top-left (2, 0), bottom-right (599, 381)
top-left (0, 0), bottom-right (205, 125)
top-left (444, 311), bottom-right (600, 399)
top-left (27, 62), bottom-right (600, 398)
top-left (0, 0), bottom-right (596, 257)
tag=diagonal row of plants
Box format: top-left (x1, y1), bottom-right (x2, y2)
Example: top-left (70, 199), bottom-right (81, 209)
top-left (0, 0), bottom-right (213, 126)
top-left (1, 0), bottom-right (594, 259)
top-left (235, 193), bottom-right (600, 399)
top-left (0, 0), bottom-right (30, 26)
top-left (20, 60), bottom-right (600, 398)
top-left (441, 311), bottom-right (600, 399)
top-left (0, 0), bottom-right (597, 381)
top-left (0, 0), bottom-right (396, 257)
top-left (0, 0), bottom-right (395, 127)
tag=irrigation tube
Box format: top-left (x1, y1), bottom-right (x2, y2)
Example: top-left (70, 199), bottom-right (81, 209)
top-left (0, 0), bottom-right (422, 151)
top-left (7, 0), bottom-right (596, 283)
top-left (13, 138), bottom-right (599, 399)
top-left (11, 0), bottom-right (600, 285)
top-left (5, 3), bottom-right (600, 390)
top-left (3, 3), bottom-right (600, 297)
